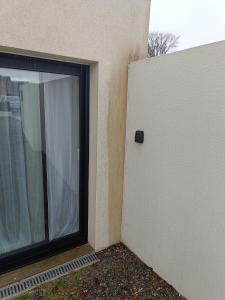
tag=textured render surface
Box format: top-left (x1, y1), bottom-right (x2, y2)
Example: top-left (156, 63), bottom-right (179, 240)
top-left (0, 0), bottom-right (150, 250)
top-left (122, 41), bottom-right (225, 300)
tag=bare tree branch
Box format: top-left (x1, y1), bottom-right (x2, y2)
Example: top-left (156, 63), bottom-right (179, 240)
top-left (148, 32), bottom-right (180, 57)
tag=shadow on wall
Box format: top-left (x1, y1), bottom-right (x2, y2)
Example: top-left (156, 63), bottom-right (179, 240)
top-left (107, 49), bottom-right (143, 245)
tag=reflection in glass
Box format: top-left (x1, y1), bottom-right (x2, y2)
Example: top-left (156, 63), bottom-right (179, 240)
top-left (0, 72), bottom-right (45, 254)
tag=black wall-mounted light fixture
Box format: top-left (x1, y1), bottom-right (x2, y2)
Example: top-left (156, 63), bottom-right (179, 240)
top-left (135, 130), bottom-right (144, 144)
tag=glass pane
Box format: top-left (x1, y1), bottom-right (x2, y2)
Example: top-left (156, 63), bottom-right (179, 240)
top-left (43, 73), bottom-right (80, 240)
top-left (0, 67), bottom-right (80, 255)
top-left (0, 68), bottom-right (45, 255)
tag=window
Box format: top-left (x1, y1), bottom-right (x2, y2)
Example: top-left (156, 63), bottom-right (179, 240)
top-left (0, 54), bottom-right (89, 273)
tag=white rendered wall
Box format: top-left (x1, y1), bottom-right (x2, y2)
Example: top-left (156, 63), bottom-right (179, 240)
top-left (122, 41), bottom-right (225, 300)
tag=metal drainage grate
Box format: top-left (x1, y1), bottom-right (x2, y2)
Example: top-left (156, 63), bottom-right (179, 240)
top-left (0, 252), bottom-right (99, 300)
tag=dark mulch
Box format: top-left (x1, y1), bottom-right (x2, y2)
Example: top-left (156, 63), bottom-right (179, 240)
top-left (16, 243), bottom-right (186, 300)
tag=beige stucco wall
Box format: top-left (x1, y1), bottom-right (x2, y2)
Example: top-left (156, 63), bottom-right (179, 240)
top-left (122, 41), bottom-right (225, 300)
top-left (0, 0), bottom-right (150, 250)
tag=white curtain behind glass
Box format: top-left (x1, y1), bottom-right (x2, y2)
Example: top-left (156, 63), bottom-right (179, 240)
top-left (0, 71), bottom-right (80, 255)
top-left (0, 98), bottom-right (32, 254)
top-left (0, 80), bottom-right (45, 255)
top-left (44, 76), bottom-right (80, 240)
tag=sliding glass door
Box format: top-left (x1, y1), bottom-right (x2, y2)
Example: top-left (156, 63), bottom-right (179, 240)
top-left (0, 54), bottom-right (89, 273)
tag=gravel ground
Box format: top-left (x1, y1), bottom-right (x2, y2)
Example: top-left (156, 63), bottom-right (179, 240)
top-left (16, 243), bottom-right (186, 300)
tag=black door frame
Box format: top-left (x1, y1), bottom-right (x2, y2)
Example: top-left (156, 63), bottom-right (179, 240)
top-left (0, 53), bottom-right (89, 274)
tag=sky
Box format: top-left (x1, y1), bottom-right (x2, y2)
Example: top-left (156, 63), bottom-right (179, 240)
top-left (149, 0), bottom-right (225, 52)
